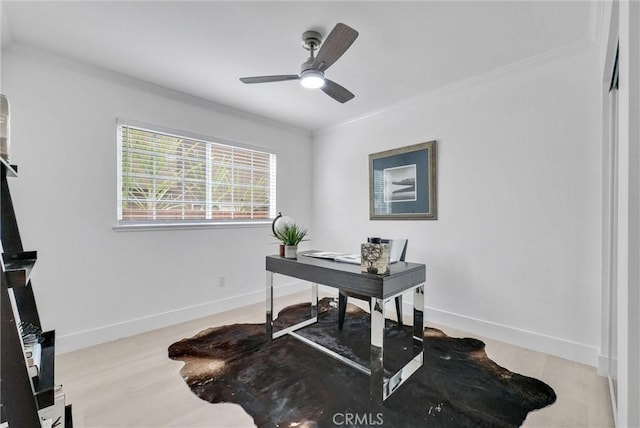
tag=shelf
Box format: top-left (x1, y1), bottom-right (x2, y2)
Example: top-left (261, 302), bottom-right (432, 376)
top-left (0, 158), bottom-right (17, 177)
top-left (33, 330), bottom-right (55, 410)
top-left (2, 251), bottom-right (37, 287)
top-left (0, 156), bottom-right (72, 426)
top-left (65, 404), bottom-right (73, 428)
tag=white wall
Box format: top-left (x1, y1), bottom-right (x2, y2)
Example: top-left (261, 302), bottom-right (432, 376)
top-left (1, 45), bottom-right (313, 353)
top-left (0, 37), bottom-right (605, 367)
top-left (312, 47), bottom-right (603, 366)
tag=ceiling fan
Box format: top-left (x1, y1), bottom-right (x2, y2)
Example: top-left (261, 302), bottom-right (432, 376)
top-left (240, 23), bottom-right (359, 103)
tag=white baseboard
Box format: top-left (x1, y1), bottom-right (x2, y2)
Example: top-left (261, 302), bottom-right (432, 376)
top-left (598, 354), bottom-right (609, 376)
top-left (422, 304), bottom-right (600, 367)
top-left (321, 286), bottom-right (599, 367)
top-left (597, 353), bottom-right (618, 377)
top-left (56, 280), bottom-right (308, 354)
top-left (58, 282), bottom-right (600, 368)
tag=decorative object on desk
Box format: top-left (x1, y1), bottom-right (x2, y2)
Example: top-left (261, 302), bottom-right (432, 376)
top-left (361, 239), bottom-right (390, 274)
top-left (274, 223), bottom-right (308, 259)
top-left (271, 212), bottom-right (285, 256)
top-left (271, 212), bottom-right (296, 257)
top-left (169, 298), bottom-right (556, 428)
top-left (0, 94), bottom-right (10, 161)
top-left (369, 140), bottom-right (437, 220)
top-left (340, 238), bottom-right (407, 330)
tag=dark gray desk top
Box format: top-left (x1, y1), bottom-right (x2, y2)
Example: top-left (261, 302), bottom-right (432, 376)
top-left (266, 251), bottom-right (426, 299)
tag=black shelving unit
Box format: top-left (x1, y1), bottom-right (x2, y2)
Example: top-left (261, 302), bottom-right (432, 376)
top-left (0, 159), bottom-right (72, 427)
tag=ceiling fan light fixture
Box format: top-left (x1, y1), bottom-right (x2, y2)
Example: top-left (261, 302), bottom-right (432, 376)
top-left (300, 69), bottom-right (325, 89)
top-left (240, 23), bottom-right (358, 102)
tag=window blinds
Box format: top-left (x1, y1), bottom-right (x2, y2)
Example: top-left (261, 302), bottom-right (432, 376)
top-left (118, 124), bottom-right (276, 223)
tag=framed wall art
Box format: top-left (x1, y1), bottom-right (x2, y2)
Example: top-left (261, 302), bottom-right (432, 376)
top-left (369, 140), bottom-right (437, 220)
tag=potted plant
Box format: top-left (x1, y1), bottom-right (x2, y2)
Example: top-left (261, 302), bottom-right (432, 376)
top-left (274, 223), bottom-right (308, 259)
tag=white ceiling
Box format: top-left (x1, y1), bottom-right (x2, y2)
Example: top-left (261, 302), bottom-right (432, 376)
top-left (1, 1), bottom-right (598, 131)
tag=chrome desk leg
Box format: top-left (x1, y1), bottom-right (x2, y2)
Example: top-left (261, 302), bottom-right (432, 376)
top-left (270, 279), bottom-right (318, 340)
top-left (370, 297), bottom-right (385, 403)
top-left (413, 284), bottom-right (425, 346)
top-left (266, 271), bottom-right (274, 339)
top-left (311, 282), bottom-right (318, 320)
top-left (384, 285), bottom-right (425, 401)
top-left (371, 285), bottom-right (425, 402)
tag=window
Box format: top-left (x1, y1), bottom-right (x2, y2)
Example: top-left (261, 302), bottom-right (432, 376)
top-left (117, 121), bottom-right (276, 226)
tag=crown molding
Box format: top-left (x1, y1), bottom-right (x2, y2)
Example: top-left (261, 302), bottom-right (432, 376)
top-left (4, 42), bottom-right (313, 138)
top-left (315, 36), bottom-right (598, 137)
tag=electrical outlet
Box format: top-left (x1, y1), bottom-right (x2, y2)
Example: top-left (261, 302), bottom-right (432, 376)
top-left (218, 276), bottom-right (226, 287)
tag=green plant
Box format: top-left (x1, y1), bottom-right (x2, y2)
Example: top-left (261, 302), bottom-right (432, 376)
top-left (274, 223), bottom-right (308, 246)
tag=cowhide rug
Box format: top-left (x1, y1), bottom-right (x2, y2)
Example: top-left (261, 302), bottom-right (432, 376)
top-left (168, 298), bottom-right (556, 427)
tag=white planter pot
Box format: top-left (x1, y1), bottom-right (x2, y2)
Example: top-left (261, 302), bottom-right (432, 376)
top-left (284, 245), bottom-right (298, 259)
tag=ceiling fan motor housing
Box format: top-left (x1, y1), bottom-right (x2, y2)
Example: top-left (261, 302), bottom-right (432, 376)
top-left (302, 30), bottom-right (322, 51)
top-left (300, 57), bottom-right (319, 74)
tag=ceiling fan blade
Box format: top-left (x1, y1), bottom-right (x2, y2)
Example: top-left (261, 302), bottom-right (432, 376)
top-left (321, 79), bottom-right (355, 103)
top-left (240, 75), bottom-right (299, 84)
top-left (312, 23), bottom-right (358, 72)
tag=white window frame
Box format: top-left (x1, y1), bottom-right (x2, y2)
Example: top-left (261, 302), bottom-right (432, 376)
top-left (115, 118), bottom-right (277, 230)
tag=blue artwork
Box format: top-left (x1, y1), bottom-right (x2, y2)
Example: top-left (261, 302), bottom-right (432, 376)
top-left (370, 141), bottom-right (436, 220)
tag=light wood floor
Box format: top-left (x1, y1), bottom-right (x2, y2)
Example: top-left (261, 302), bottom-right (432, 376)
top-left (56, 292), bottom-right (615, 427)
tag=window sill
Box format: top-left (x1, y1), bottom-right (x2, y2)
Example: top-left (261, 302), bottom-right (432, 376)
top-left (113, 221), bottom-right (272, 232)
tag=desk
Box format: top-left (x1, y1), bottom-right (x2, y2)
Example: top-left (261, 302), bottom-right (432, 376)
top-left (265, 251), bottom-right (426, 402)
